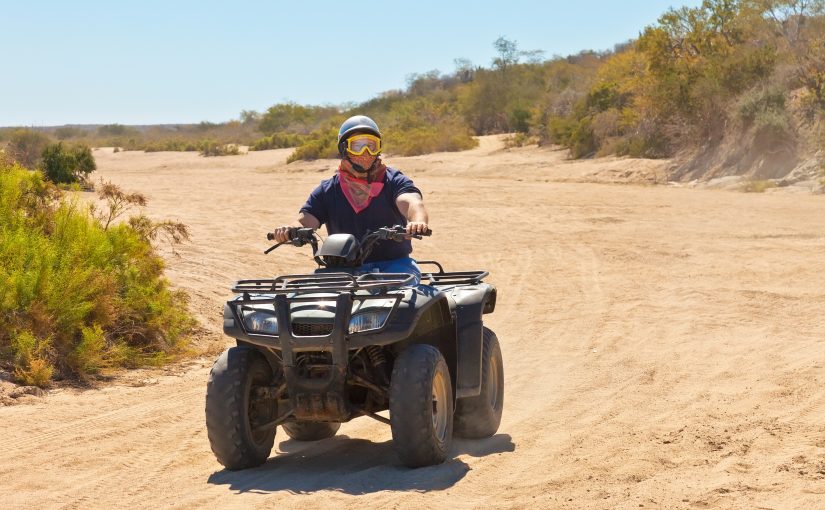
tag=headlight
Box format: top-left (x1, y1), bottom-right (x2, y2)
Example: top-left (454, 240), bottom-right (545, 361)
top-left (242, 309), bottom-right (279, 334)
top-left (348, 310), bottom-right (391, 334)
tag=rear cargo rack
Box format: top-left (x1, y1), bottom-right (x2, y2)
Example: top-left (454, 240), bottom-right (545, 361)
top-left (231, 272), bottom-right (415, 296)
top-left (417, 261), bottom-right (488, 286)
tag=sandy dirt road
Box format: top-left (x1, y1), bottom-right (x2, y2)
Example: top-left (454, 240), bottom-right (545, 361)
top-left (1, 138), bottom-right (824, 509)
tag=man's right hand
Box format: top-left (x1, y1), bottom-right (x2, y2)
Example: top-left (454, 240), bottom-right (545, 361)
top-left (272, 213), bottom-right (321, 243)
top-left (270, 226), bottom-right (294, 243)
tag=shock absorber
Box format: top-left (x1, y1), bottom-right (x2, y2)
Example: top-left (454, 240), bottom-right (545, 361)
top-left (365, 345), bottom-right (389, 386)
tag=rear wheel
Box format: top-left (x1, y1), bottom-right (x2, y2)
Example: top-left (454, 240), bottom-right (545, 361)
top-left (389, 344), bottom-right (453, 467)
top-left (282, 421), bottom-right (340, 441)
top-left (454, 327), bottom-right (504, 438)
top-left (205, 347), bottom-right (276, 470)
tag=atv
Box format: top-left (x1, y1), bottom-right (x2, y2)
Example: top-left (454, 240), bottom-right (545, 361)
top-left (205, 226), bottom-right (503, 469)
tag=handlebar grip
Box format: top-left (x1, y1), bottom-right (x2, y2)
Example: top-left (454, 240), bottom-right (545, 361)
top-left (267, 227), bottom-right (302, 242)
top-left (422, 228), bottom-right (432, 236)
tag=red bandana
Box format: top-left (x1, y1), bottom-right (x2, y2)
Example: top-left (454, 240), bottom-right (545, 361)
top-left (338, 158), bottom-right (387, 213)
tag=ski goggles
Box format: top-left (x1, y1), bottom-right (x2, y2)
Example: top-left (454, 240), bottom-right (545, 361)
top-left (345, 133), bottom-right (382, 156)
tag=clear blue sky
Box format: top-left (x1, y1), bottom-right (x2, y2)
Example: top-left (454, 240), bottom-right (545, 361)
top-left (1, 0), bottom-right (702, 127)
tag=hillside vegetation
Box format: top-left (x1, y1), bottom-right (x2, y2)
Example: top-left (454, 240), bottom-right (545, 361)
top-left (4, 1), bottom-right (825, 184)
top-left (239, 0), bottom-right (825, 183)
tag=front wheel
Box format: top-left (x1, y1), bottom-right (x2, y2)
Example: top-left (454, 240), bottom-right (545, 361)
top-left (205, 347), bottom-right (276, 470)
top-left (454, 327), bottom-right (504, 438)
top-left (389, 344), bottom-right (453, 467)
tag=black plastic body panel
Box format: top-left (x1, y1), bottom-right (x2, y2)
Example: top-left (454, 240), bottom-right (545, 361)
top-left (443, 283), bottom-right (497, 398)
top-left (222, 272), bottom-right (498, 410)
top-left (317, 234), bottom-right (359, 264)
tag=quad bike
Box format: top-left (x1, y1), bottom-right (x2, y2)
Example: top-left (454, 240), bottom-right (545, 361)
top-left (205, 226), bottom-right (503, 469)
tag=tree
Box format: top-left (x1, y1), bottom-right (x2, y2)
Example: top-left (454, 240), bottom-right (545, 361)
top-left (239, 110), bottom-right (260, 125)
top-left (493, 36), bottom-right (520, 71)
top-left (258, 103), bottom-right (338, 135)
top-left (453, 58), bottom-right (475, 82)
top-left (759, 0), bottom-right (825, 101)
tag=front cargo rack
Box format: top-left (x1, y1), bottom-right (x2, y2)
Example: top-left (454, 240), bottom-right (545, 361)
top-left (417, 261), bottom-right (489, 286)
top-left (231, 272), bottom-right (415, 296)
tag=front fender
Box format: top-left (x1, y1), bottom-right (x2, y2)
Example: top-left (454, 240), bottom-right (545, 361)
top-left (447, 283), bottom-right (497, 398)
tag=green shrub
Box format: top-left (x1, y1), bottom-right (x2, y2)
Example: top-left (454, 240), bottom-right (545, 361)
top-left (200, 141), bottom-right (241, 157)
top-left (141, 139), bottom-right (201, 152)
top-left (386, 125), bottom-right (478, 156)
top-left (737, 87), bottom-right (786, 125)
top-left (249, 132), bottom-right (305, 151)
top-left (10, 331), bottom-right (54, 387)
top-left (753, 109), bottom-right (792, 142)
top-left (548, 116), bottom-right (596, 158)
top-left (508, 108), bottom-right (531, 133)
top-left (258, 103), bottom-right (340, 135)
top-left (41, 143), bottom-right (96, 184)
top-left (0, 165), bottom-right (194, 385)
top-left (287, 128), bottom-right (339, 163)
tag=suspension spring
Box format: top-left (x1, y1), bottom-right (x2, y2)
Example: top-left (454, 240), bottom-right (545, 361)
top-left (365, 345), bottom-right (389, 385)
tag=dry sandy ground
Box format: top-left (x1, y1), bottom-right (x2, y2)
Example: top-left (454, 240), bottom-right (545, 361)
top-left (1, 137), bottom-right (824, 509)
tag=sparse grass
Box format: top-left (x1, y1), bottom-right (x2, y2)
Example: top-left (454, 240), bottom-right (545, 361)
top-left (504, 132), bottom-right (537, 148)
top-left (741, 179), bottom-right (777, 193)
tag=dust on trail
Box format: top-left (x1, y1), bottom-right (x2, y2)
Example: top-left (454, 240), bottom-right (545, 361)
top-left (2, 137), bottom-right (824, 509)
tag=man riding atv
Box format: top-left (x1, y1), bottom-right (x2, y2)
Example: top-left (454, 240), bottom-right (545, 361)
top-left (205, 116), bottom-right (502, 470)
top-left (271, 115), bottom-right (429, 284)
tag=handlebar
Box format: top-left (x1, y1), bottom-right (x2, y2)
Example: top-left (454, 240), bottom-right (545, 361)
top-left (266, 227), bottom-right (316, 244)
top-left (264, 227), bottom-right (318, 254)
top-left (264, 225), bottom-right (431, 261)
top-left (379, 225), bottom-right (432, 241)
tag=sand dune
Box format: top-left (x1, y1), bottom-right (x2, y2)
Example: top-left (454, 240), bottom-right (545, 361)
top-left (1, 137), bottom-right (824, 509)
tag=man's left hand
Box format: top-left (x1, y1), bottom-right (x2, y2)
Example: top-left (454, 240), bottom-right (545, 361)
top-left (406, 222), bottom-right (429, 236)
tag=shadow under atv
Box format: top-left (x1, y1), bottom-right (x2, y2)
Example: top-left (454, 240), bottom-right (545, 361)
top-left (206, 433), bottom-right (515, 495)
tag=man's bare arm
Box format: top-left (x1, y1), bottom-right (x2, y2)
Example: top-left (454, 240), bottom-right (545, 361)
top-left (395, 192), bottom-right (429, 235)
top-left (271, 212), bottom-right (320, 242)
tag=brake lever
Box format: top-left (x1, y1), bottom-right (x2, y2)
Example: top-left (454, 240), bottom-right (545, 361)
top-left (264, 242), bottom-right (284, 254)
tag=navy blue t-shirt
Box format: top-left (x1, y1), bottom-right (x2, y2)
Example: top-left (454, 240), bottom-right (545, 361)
top-left (300, 167), bottom-right (422, 262)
